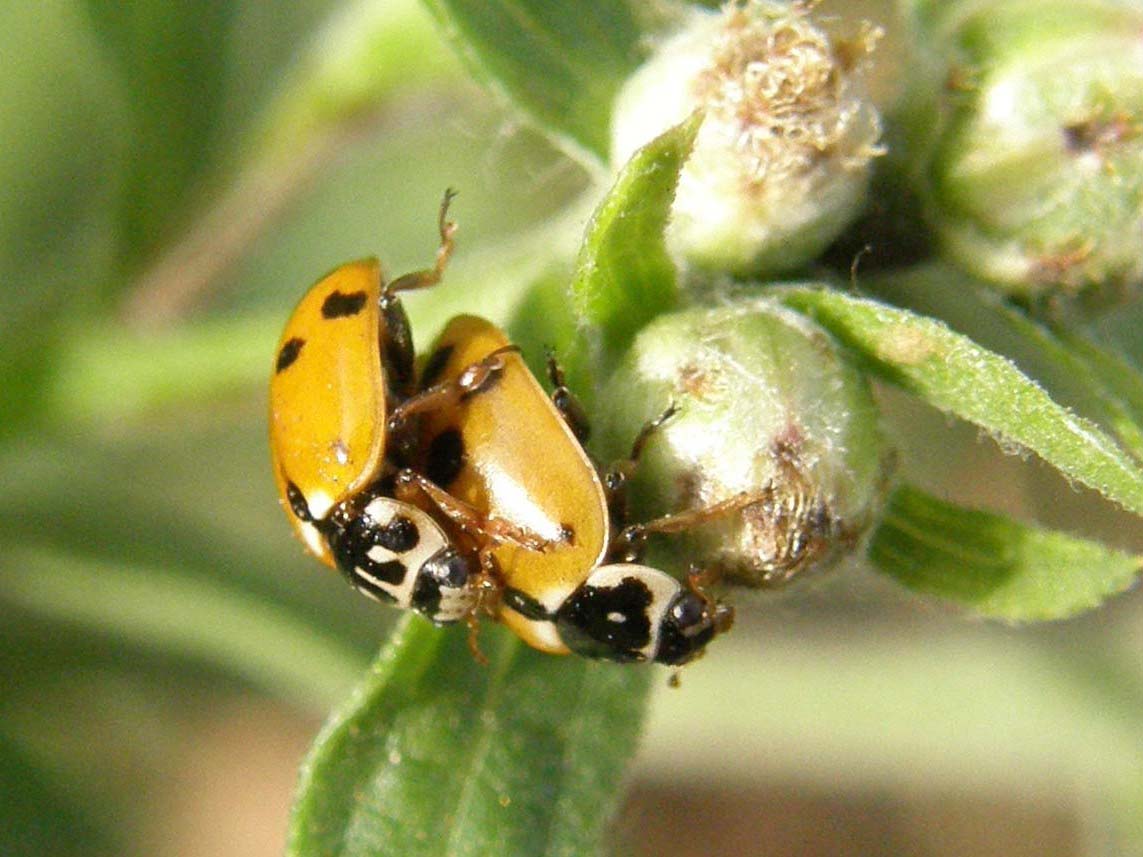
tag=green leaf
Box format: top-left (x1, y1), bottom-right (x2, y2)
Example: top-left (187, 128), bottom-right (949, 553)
top-left (288, 617), bottom-right (652, 857)
top-left (568, 114), bottom-right (700, 387)
top-left (866, 264), bottom-right (1143, 464)
top-left (79, 0), bottom-right (239, 265)
top-left (0, 729), bottom-right (116, 857)
top-left (44, 315), bottom-right (277, 426)
top-left (780, 288), bottom-right (1143, 517)
top-left (259, 0), bottom-right (461, 154)
top-left (869, 484), bottom-right (1142, 620)
top-left (0, 547), bottom-right (366, 714)
top-left (419, 0), bottom-right (648, 163)
top-left (1055, 330), bottom-right (1143, 464)
top-left (973, 318), bottom-right (1143, 466)
top-left (504, 261), bottom-right (580, 371)
top-left (0, 0), bottom-right (126, 433)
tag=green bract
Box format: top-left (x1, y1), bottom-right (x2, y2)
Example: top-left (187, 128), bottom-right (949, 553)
top-left (896, 0), bottom-right (1143, 307)
top-left (597, 298), bottom-right (888, 588)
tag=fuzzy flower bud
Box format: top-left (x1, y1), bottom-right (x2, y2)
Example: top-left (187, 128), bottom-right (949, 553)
top-left (596, 297), bottom-right (888, 588)
top-left (611, 1), bottom-right (884, 278)
top-left (895, 0), bottom-right (1143, 308)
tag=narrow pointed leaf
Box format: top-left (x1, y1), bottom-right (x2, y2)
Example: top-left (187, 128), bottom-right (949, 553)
top-left (867, 265), bottom-right (1143, 464)
top-left (419, 0), bottom-right (647, 162)
top-left (568, 114), bottom-right (700, 384)
top-left (982, 315), bottom-right (1143, 466)
top-left (288, 617), bottom-right (652, 857)
top-left (781, 288), bottom-right (1143, 516)
top-left (1056, 330), bottom-right (1143, 463)
top-left (0, 548), bottom-right (366, 713)
top-left (870, 484), bottom-right (1142, 620)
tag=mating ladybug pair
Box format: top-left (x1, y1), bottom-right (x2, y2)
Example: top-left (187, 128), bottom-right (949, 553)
top-left (269, 192), bottom-right (739, 666)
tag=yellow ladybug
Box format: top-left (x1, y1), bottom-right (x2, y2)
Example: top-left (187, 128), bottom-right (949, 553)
top-left (270, 192), bottom-right (735, 664)
top-left (270, 192), bottom-right (515, 623)
top-left (415, 315), bottom-right (734, 665)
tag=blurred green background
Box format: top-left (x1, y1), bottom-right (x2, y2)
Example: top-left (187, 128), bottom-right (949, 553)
top-left (2, 1), bottom-right (1142, 855)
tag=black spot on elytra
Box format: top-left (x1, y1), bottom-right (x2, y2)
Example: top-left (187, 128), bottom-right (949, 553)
top-left (556, 576), bottom-right (654, 662)
top-left (321, 290), bottom-right (368, 319)
top-left (419, 344), bottom-right (455, 390)
top-left (286, 482), bottom-right (312, 521)
top-left (276, 337), bottom-right (305, 373)
top-left (425, 428), bottom-right (465, 488)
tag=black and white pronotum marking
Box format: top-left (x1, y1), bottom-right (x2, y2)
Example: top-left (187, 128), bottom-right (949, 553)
top-left (504, 563), bottom-right (724, 666)
top-left (325, 495), bottom-right (477, 624)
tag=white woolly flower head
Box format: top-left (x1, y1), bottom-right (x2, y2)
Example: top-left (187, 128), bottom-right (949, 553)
top-left (613, 1), bottom-right (884, 277)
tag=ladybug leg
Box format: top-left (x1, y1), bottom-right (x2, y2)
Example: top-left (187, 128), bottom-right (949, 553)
top-left (544, 350), bottom-right (591, 443)
top-left (603, 403), bottom-right (679, 555)
top-left (475, 546), bottom-right (503, 603)
top-left (383, 188), bottom-right (458, 296)
top-left (612, 489), bottom-right (771, 562)
top-left (686, 564), bottom-right (735, 635)
top-left (464, 548), bottom-right (504, 665)
top-left (465, 611), bottom-right (489, 666)
top-left (394, 469), bottom-right (569, 553)
top-left (387, 345), bottom-right (520, 432)
top-left (623, 402), bottom-right (679, 473)
top-left (631, 490), bottom-right (770, 535)
top-left (605, 403), bottom-right (785, 563)
top-left (375, 189), bottom-right (459, 400)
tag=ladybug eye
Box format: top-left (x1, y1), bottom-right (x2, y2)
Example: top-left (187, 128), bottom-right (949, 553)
top-left (412, 549), bottom-right (478, 624)
top-left (654, 589), bottom-right (721, 666)
top-left (429, 550), bottom-right (473, 589)
top-left (669, 592), bottom-right (711, 638)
